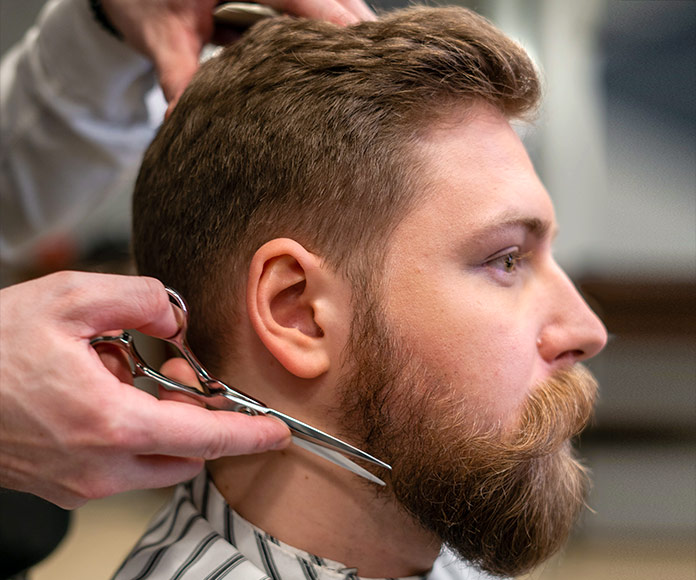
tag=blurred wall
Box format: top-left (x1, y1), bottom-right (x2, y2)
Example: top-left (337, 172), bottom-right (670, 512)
top-left (0, 1), bottom-right (46, 54)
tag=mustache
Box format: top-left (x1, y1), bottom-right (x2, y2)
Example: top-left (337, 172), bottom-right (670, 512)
top-left (403, 363), bottom-right (599, 490)
top-left (509, 364), bottom-right (598, 456)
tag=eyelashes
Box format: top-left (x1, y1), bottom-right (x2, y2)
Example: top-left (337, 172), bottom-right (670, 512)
top-left (483, 246), bottom-right (532, 277)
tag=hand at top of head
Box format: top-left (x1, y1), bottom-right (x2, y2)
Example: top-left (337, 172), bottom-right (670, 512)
top-left (100, 0), bottom-right (376, 105)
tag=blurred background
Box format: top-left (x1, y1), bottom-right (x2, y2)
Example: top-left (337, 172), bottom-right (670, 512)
top-left (1, 0), bottom-right (694, 579)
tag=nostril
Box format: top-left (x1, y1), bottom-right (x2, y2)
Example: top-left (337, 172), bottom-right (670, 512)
top-left (556, 349), bottom-right (585, 363)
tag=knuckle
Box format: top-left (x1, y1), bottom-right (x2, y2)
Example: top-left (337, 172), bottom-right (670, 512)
top-left (201, 432), bottom-right (229, 460)
top-left (199, 415), bottom-right (243, 459)
top-left (101, 412), bottom-right (148, 451)
top-left (200, 416), bottom-right (286, 459)
top-left (49, 269), bottom-right (81, 288)
top-left (50, 271), bottom-right (88, 302)
top-left (48, 271), bottom-right (94, 324)
top-left (81, 476), bottom-right (118, 501)
top-left (64, 469), bottom-right (115, 503)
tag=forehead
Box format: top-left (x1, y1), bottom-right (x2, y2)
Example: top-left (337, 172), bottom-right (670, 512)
top-left (397, 104), bottom-right (556, 246)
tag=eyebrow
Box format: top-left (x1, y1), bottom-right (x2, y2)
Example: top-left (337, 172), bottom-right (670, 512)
top-left (470, 212), bottom-right (557, 241)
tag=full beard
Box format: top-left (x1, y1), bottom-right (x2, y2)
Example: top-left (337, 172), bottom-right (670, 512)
top-left (337, 300), bottom-right (598, 578)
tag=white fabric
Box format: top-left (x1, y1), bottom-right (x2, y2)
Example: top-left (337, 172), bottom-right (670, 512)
top-left (0, 0), bottom-right (165, 266)
top-left (113, 471), bottom-right (497, 580)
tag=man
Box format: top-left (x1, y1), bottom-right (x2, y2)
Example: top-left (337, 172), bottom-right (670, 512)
top-left (115, 6), bottom-right (607, 579)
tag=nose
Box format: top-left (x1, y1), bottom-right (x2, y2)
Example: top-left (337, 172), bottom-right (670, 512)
top-left (537, 263), bottom-right (608, 365)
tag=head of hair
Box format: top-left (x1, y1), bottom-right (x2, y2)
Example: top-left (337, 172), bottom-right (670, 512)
top-left (133, 5), bottom-right (540, 370)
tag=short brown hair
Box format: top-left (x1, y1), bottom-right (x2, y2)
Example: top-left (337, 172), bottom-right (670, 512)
top-left (133, 6), bottom-right (540, 369)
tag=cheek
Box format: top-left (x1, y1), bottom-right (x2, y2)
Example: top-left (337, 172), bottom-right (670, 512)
top-left (382, 261), bottom-right (542, 421)
top-left (391, 298), bottom-right (537, 422)
top-left (450, 321), bottom-right (535, 420)
top-left (469, 324), bottom-right (536, 419)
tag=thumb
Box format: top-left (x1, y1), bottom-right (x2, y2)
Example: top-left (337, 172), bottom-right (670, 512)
top-left (149, 25), bottom-right (203, 104)
top-left (150, 358), bottom-right (292, 457)
top-left (157, 357), bottom-right (207, 407)
top-left (139, 399), bottom-right (292, 458)
top-left (156, 48), bottom-right (199, 104)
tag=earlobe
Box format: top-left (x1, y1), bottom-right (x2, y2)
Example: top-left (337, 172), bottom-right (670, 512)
top-left (247, 239), bottom-right (331, 379)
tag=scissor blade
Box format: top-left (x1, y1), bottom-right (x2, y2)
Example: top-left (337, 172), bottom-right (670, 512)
top-left (292, 436), bottom-right (386, 486)
top-left (205, 393), bottom-right (390, 485)
top-left (265, 408), bottom-right (391, 471)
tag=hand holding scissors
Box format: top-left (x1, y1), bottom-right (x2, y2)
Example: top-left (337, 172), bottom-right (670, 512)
top-left (91, 287), bottom-right (391, 485)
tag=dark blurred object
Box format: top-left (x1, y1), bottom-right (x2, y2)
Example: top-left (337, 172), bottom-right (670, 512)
top-left (581, 277), bottom-right (696, 338)
top-left (7, 235), bottom-right (134, 286)
top-left (580, 276), bottom-right (696, 442)
top-left (78, 236), bottom-right (133, 274)
top-left (0, 489), bottom-right (70, 579)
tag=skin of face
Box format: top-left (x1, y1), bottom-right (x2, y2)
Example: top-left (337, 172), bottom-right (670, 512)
top-left (379, 104), bottom-right (607, 430)
top-left (204, 102), bottom-right (609, 577)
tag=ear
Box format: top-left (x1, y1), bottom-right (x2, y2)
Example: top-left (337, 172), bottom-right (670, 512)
top-left (247, 238), bottom-right (341, 379)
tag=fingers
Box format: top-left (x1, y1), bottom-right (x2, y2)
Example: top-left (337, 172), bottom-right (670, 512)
top-left (337, 0), bottom-right (377, 22)
top-left (157, 357), bottom-right (206, 407)
top-left (125, 356), bottom-right (291, 458)
top-left (133, 397), bottom-right (291, 458)
top-left (0, 272), bottom-right (287, 508)
top-left (262, 0), bottom-right (376, 25)
top-left (100, 0), bottom-right (217, 104)
top-left (43, 271), bottom-right (179, 339)
top-left (151, 33), bottom-right (202, 104)
top-left (157, 56), bottom-right (199, 105)
top-left (137, 0), bottom-right (377, 109)
top-left (95, 342), bottom-right (135, 385)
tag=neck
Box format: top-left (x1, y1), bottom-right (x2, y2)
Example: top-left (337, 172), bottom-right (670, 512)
top-left (208, 446), bottom-right (440, 576)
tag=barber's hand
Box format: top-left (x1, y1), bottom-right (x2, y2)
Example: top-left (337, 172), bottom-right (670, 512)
top-left (101, 0), bottom-right (376, 105)
top-left (0, 271), bottom-right (290, 509)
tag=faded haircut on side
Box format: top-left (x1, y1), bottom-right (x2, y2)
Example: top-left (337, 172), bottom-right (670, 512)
top-left (133, 6), bottom-right (540, 371)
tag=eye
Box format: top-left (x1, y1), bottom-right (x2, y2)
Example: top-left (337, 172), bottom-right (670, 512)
top-left (484, 247), bottom-right (527, 275)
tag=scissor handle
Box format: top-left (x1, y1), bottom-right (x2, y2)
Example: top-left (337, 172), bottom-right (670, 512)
top-left (163, 288), bottom-right (262, 409)
top-left (91, 330), bottom-right (263, 414)
top-left (90, 333), bottom-right (206, 397)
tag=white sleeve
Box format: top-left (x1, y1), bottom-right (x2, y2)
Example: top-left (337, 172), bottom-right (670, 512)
top-left (0, 0), bottom-right (165, 266)
top-left (429, 548), bottom-right (505, 580)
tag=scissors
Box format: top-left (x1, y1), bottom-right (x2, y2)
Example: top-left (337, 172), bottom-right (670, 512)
top-left (90, 287), bottom-right (391, 486)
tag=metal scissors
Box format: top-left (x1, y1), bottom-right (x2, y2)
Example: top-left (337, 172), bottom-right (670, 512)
top-left (90, 287), bottom-right (390, 486)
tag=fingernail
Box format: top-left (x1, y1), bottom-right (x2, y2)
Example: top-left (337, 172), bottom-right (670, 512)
top-left (270, 418), bottom-right (292, 450)
top-left (170, 303), bottom-right (185, 337)
top-left (270, 433), bottom-right (292, 451)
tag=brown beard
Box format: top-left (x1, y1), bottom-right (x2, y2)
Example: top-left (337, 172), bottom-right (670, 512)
top-left (337, 299), bottom-right (598, 578)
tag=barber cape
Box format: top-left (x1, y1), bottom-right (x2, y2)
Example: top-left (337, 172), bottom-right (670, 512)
top-left (112, 471), bottom-right (497, 580)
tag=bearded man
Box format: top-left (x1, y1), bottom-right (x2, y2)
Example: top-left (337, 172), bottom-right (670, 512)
top-left (114, 5), bottom-right (607, 579)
